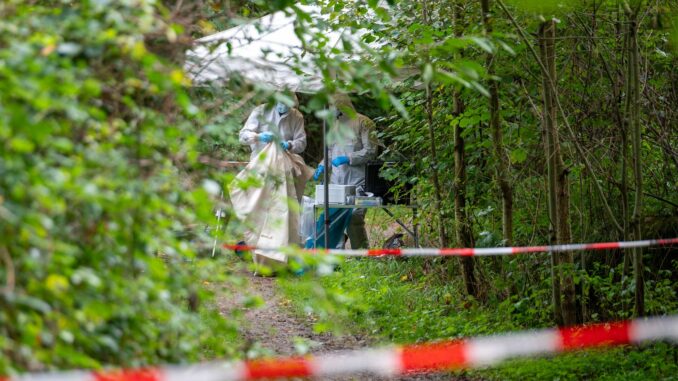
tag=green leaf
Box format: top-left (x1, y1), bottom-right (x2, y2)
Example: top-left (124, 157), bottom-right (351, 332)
top-left (389, 93), bottom-right (409, 119)
top-left (436, 70), bottom-right (470, 88)
top-left (470, 81), bottom-right (490, 98)
top-left (469, 36), bottom-right (495, 54)
top-left (16, 295), bottom-right (52, 314)
top-left (422, 63), bottom-right (433, 84)
top-left (8, 137), bottom-right (35, 153)
top-left (510, 148), bottom-right (528, 164)
top-left (497, 39), bottom-right (516, 56)
top-left (46, 274), bottom-right (70, 294)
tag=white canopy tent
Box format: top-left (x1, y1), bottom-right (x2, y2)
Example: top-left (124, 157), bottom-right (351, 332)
top-left (185, 5), bottom-right (366, 93)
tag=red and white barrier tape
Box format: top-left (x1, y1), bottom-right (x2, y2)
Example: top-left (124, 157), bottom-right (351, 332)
top-left (224, 237), bottom-right (678, 257)
top-left (6, 315), bottom-right (678, 381)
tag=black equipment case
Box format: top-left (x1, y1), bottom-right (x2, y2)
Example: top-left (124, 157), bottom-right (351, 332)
top-left (364, 161), bottom-right (411, 205)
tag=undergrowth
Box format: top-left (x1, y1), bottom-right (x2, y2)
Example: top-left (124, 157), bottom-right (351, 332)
top-left (279, 256), bottom-right (678, 380)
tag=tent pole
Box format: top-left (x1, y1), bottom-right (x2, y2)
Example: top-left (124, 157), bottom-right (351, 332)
top-left (323, 115), bottom-right (330, 249)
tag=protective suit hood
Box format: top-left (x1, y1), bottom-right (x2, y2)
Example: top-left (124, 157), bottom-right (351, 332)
top-left (287, 92), bottom-right (300, 108)
top-left (332, 93), bottom-right (356, 115)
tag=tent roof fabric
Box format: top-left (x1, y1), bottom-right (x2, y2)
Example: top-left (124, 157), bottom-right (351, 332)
top-left (184, 5), bottom-right (385, 93)
top-left (185, 6), bottom-right (342, 93)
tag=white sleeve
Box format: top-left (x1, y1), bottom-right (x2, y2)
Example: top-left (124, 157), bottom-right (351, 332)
top-left (239, 106), bottom-right (262, 145)
top-left (289, 113), bottom-right (307, 154)
top-left (348, 117), bottom-right (378, 165)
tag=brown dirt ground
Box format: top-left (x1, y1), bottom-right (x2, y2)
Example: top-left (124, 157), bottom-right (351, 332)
top-left (217, 273), bottom-right (473, 381)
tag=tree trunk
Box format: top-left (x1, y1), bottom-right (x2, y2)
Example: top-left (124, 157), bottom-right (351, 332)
top-left (426, 85), bottom-right (449, 248)
top-left (624, 2), bottom-right (644, 317)
top-left (557, 157), bottom-right (577, 326)
top-left (453, 0), bottom-right (478, 298)
top-left (481, 0), bottom-right (513, 246)
top-left (453, 91), bottom-right (479, 298)
top-left (539, 20), bottom-right (577, 326)
top-left (539, 21), bottom-right (562, 327)
top-left (620, 11), bottom-right (632, 308)
top-left (423, 0), bottom-right (448, 250)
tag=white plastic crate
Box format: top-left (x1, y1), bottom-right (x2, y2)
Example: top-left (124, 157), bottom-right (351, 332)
top-left (315, 184), bottom-right (356, 204)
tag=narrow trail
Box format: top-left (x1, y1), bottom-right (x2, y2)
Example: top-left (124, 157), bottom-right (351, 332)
top-left (217, 274), bottom-right (468, 381)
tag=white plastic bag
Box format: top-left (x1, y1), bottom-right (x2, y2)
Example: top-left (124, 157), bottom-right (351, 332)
top-left (299, 196), bottom-right (315, 241)
top-left (229, 143), bottom-right (313, 263)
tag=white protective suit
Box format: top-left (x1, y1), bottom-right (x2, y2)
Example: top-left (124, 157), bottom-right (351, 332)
top-left (239, 94), bottom-right (306, 160)
top-left (323, 94), bottom-right (378, 189)
top-left (231, 95), bottom-right (312, 266)
top-left (320, 94), bottom-right (378, 249)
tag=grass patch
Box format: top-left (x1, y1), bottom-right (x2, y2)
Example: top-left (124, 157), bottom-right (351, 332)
top-left (279, 257), bottom-right (678, 380)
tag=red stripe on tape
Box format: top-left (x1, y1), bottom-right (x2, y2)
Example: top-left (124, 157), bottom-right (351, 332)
top-left (585, 242), bottom-right (620, 250)
top-left (439, 248), bottom-right (475, 256)
top-left (368, 249), bottom-right (402, 256)
top-left (400, 341), bottom-right (468, 372)
top-left (223, 244), bottom-right (255, 251)
top-left (94, 369), bottom-right (161, 381)
top-left (245, 358), bottom-right (312, 379)
top-left (658, 238), bottom-right (678, 246)
top-left (559, 321), bottom-right (631, 350)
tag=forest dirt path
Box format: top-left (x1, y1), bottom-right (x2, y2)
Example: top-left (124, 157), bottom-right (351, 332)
top-left (217, 274), bottom-right (467, 381)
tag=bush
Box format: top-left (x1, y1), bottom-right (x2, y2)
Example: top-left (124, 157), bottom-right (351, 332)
top-left (0, 0), bottom-right (234, 373)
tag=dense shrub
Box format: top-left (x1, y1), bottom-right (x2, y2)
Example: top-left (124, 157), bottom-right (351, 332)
top-left (0, 0), bottom-right (235, 373)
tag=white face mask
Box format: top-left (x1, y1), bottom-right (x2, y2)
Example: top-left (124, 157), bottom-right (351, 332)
top-left (276, 102), bottom-right (290, 115)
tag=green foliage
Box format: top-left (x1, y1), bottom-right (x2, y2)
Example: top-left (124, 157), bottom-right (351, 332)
top-left (366, 0), bottom-right (677, 322)
top-left (281, 257), bottom-right (678, 380)
top-left (217, 0), bottom-right (678, 377)
top-left (2, 0), bottom-right (677, 378)
top-left (505, 0), bottom-right (584, 16)
top-left (670, 14), bottom-right (678, 52)
top-left (487, 344), bottom-right (678, 380)
top-left (0, 0), bottom-right (238, 374)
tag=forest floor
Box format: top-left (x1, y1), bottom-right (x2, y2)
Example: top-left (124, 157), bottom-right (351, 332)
top-left (216, 272), bottom-right (465, 381)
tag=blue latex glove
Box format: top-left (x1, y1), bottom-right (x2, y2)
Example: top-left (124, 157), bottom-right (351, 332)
top-left (280, 141), bottom-right (290, 151)
top-left (313, 165), bottom-right (325, 181)
top-left (331, 156), bottom-right (350, 167)
top-left (259, 132), bottom-right (274, 143)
